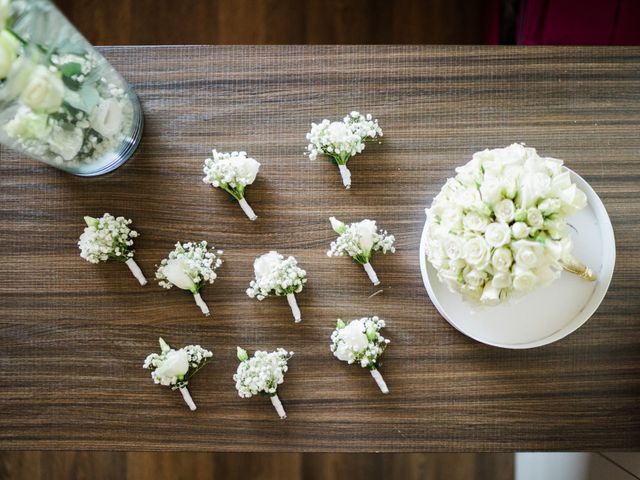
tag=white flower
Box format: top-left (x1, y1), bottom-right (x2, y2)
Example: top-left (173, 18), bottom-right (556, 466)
top-left (78, 213), bottom-right (138, 263)
top-left (143, 338), bottom-right (212, 389)
top-left (47, 125), bottom-right (83, 161)
top-left (202, 149), bottom-right (260, 198)
top-left (484, 222), bottom-right (511, 248)
top-left (463, 211), bottom-right (489, 232)
top-left (494, 199), bottom-right (515, 223)
top-left (356, 219), bottom-right (377, 252)
top-left (443, 234), bottom-right (463, 260)
top-left (163, 258), bottom-right (197, 291)
top-left (330, 316), bottom-right (389, 368)
top-left (0, 29), bottom-right (19, 79)
top-left (90, 98), bottom-right (123, 137)
top-left (156, 241), bottom-right (223, 291)
top-left (538, 198), bottom-right (561, 215)
top-left (247, 251), bottom-right (307, 300)
top-left (512, 267), bottom-right (538, 291)
top-left (254, 251), bottom-right (282, 279)
top-left (19, 65), bottom-right (64, 113)
top-left (511, 221), bottom-right (530, 239)
top-left (462, 237), bottom-right (490, 269)
top-left (327, 217), bottom-right (395, 264)
top-left (512, 240), bottom-right (543, 269)
top-left (526, 208), bottom-right (544, 230)
top-left (234, 348), bottom-right (293, 398)
top-left (154, 349), bottom-right (189, 382)
top-left (0, 0), bottom-right (11, 28)
top-left (5, 105), bottom-right (50, 140)
top-left (491, 247), bottom-right (513, 271)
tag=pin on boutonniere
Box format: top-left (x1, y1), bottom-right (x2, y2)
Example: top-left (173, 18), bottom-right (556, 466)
top-left (246, 251), bottom-right (307, 323)
top-left (327, 217), bottom-right (395, 285)
top-left (234, 347), bottom-right (293, 419)
top-left (143, 337), bottom-right (213, 411)
top-left (202, 149), bottom-right (261, 220)
top-left (155, 241), bottom-right (223, 316)
top-left (78, 213), bottom-right (147, 285)
top-left (330, 316), bottom-right (390, 394)
top-left (306, 111), bottom-right (382, 189)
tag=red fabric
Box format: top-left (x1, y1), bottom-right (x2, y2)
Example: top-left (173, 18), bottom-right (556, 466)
top-left (517, 0), bottom-right (640, 45)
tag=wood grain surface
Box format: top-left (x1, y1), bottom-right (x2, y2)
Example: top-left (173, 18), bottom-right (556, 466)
top-left (0, 46), bottom-right (639, 451)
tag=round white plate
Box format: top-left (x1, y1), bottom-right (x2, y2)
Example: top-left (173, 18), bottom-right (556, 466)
top-left (419, 169), bottom-right (616, 349)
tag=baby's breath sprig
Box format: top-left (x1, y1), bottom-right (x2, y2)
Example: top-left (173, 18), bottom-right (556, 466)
top-left (246, 251), bottom-right (307, 322)
top-left (155, 241), bottom-right (223, 316)
top-left (143, 337), bottom-right (213, 411)
top-left (202, 149), bottom-right (261, 220)
top-left (306, 111), bottom-right (382, 189)
top-left (233, 347), bottom-right (293, 419)
top-left (78, 213), bottom-right (147, 285)
top-left (330, 316), bottom-right (390, 394)
top-left (327, 217), bottom-right (395, 285)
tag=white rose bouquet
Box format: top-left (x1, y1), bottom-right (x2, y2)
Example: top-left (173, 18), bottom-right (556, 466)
top-left (425, 143), bottom-right (594, 306)
top-left (78, 213), bottom-right (146, 285)
top-left (0, 0), bottom-right (135, 169)
top-left (234, 347), bottom-right (293, 419)
top-left (155, 241), bottom-right (223, 316)
top-left (306, 111), bottom-right (382, 188)
top-left (202, 149), bottom-right (261, 220)
top-left (330, 316), bottom-right (390, 394)
top-left (143, 337), bottom-right (213, 411)
top-left (246, 251), bottom-right (307, 323)
top-left (327, 217), bottom-right (395, 285)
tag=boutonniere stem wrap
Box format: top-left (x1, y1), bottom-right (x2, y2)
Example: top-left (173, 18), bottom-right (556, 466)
top-left (202, 149), bottom-right (261, 220)
top-left (246, 251), bottom-right (307, 323)
top-left (327, 217), bottom-right (396, 285)
top-left (330, 316), bottom-right (390, 394)
top-left (306, 111), bottom-right (382, 189)
top-left (143, 337), bottom-right (213, 411)
top-left (78, 213), bottom-right (147, 285)
top-left (234, 347), bottom-right (293, 419)
top-left (155, 241), bottom-right (223, 316)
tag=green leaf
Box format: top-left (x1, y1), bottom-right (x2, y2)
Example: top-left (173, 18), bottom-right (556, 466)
top-left (60, 62), bottom-right (82, 78)
top-left (236, 346), bottom-right (248, 362)
top-left (83, 216), bottom-right (98, 228)
top-left (366, 328), bottom-right (377, 341)
top-left (336, 319), bottom-right (346, 329)
top-left (159, 337), bottom-right (170, 353)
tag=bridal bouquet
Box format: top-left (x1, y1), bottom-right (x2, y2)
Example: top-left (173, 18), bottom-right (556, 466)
top-left (306, 111), bottom-right (382, 188)
top-left (155, 241), bottom-right (223, 316)
top-left (78, 213), bottom-right (146, 285)
top-left (327, 217), bottom-right (395, 285)
top-left (234, 347), bottom-right (293, 419)
top-left (330, 316), bottom-right (390, 394)
top-left (143, 337), bottom-right (212, 411)
top-left (246, 251), bottom-right (307, 322)
top-left (424, 143), bottom-right (591, 305)
top-left (202, 149), bottom-right (260, 220)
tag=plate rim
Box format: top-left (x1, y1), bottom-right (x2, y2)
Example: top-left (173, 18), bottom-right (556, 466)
top-left (418, 168), bottom-right (616, 349)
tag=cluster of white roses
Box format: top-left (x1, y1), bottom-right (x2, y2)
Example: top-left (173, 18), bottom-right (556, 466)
top-left (0, 0), bottom-right (133, 169)
top-left (155, 241), bottom-right (224, 316)
top-left (78, 213), bottom-right (147, 285)
top-left (328, 217), bottom-right (396, 285)
top-left (330, 316), bottom-right (390, 393)
top-left (202, 149), bottom-right (261, 220)
top-left (306, 111), bottom-right (383, 188)
top-left (234, 347), bottom-right (293, 418)
top-left (143, 337), bottom-right (213, 410)
top-left (425, 143), bottom-right (588, 305)
top-left (246, 251), bottom-right (307, 322)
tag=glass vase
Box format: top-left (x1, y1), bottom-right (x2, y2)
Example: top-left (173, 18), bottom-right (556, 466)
top-left (0, 0), bottom-right (143, 176)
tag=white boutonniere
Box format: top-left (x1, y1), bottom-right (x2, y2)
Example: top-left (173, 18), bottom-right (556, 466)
top-left (306, 111), bottom-right (382, 188)
top-left (233, 347), bottom-right (293, 419)
top-left (155, 241), bottom-right (223, 316)
top-left (327, 217), bottom-right (396, 285)
top-left (78, 213), bottom-right (147, 285)
top-left (202, 149), bottom-right (261, 220)
top-left (330, 316), bottom-right (390, 394)
top-left (246, 251), bottom-right (307, 322)
top-left (424, 143), bottom-right (593, 306)
top-left (143, 337), bottom-right (212, 411)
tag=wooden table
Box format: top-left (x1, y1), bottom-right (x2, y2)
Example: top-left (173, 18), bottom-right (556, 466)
top-left (1, 46), bottom-right (639, 451)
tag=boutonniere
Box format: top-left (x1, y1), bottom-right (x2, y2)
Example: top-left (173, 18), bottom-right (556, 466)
top-left (202, 149), bottom-right (261, 220)
top-left (306, 111), bottom-right (382, 188)
top-left (327, 217), bottom-right (396, 285)
top-left (331, 316), bottom-right (390, 394)
top-left (78, 213), bottom-right (147, 285)
top-left (234, 347), bottom-right (293, 419)
top-left (155, 241), bottom-right (223, 316)
top-left (246, 251), bottom-right (307, 323)
top-left (143, 337), bottom-right (213, 410)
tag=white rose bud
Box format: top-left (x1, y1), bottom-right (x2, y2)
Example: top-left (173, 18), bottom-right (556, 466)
top-left (463, 268), bottom-right (485, 288)
top-left (512, 267), bottom-right (538, 291)
top-left (462, 237), bottom-right (490, 269)
top-left (480, 284), bottom-right (500, 304)
top-left (0, 30), bottom-right (19, 80)
top-left (538, 198), bottom-right (561, 215)
top-left (526, 208), bottom-right (544, 229)
top-left (163, 258), bottom-right (196, 291)
top-left (511, 221), bottom-right (530, 239)
top-left (493, 198), bottom-right (515, 223)
top-left (463, 211), bottom-right (489, 233)
top-left (491, 247), bottom-right (513, 271)
top-left (20, 65), bottom-right (64, 113)
top-left (513, 241), bottom-right (543, 269)
top-left (443, 234), bottom-right (463, 260)
top-left (492, 271), bottom-right (512, 289)
top-left (356, 219), bottom-right (377, 252)
top-left (154, 349), bottom-right (189, 384)
top-left (484, 222), bottom-right (511, 248)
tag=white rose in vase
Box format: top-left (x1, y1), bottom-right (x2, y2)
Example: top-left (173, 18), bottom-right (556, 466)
top-left (20, 65), bottom-right (64, 113)
top-left (0, 30), bottom-right (19, 80)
